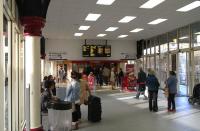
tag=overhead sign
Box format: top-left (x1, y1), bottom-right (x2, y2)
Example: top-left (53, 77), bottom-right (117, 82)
top-left (48, 52), bottom-right (67, 60)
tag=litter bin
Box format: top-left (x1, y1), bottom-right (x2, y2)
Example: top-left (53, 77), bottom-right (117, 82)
top-left (48, 100), bottom-right (72, 131)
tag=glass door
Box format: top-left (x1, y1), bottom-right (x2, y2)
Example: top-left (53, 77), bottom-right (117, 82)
top-left (178, 52), bottom-right (190, 96)
top-left (150, 56), bottom-right (155, 71)
top-left (159, 53), bottom-right (168, 86)
top-left (194, 51), bottom-right (200, 85)
top-left (169, 54), bottom-right (177, 72)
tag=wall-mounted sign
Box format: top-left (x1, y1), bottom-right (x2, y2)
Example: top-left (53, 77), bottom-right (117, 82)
top-left (82, 45), bottom-right (111, 57)
top-left (48, 52), bottom-right (67, 60)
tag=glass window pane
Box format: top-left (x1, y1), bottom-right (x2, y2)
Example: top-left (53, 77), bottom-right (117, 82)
top-left (151, 39), bottom-right (155, 54)
top-left (168, 30), bottom-right (178, 51)
top-left (194, 51), bottom-right (200, 85)
top-left (147, 48), bottom-right (150, 55)
top-left (143, 49), bottom-right (146, 55)
top-left (179, 26), bottom-right (190, 49)
top-left (3, 15), bottom-right (9, 131)
top-left (159, 34), bottom-right (168, 53)
top-left (155, 37), bottom-right (159, 54)
top-left (191, 22), bottom-right (200, 47)
top-left (147, 40), bottom-right (151, 55)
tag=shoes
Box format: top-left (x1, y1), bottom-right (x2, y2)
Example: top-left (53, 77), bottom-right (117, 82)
top-left (153, 109), bottom-right (158, 112)
top-left (143, 97), bottom-right (148, 100)
top-left (72, 123), bottom-right (79, 130)
top-left (134, 97), bottom-right (139, 99)
top-left (171, 109), bottom-right (176, 113)
top-left (167, 109), bottom-right (176, 113)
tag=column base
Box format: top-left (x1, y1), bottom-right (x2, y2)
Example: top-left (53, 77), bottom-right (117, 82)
top-left (24, 126), bottom-right (44, 131)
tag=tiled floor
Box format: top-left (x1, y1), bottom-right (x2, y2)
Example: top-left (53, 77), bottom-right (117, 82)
top-left (42, 90), bottom-right (200, 131)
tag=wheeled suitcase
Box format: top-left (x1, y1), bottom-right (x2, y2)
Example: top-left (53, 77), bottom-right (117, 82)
top-left (88, 95), bottom-right (102, 122)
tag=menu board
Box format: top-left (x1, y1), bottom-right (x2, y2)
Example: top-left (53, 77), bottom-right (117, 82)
top-left (82, 45), bottom-right (111, 57)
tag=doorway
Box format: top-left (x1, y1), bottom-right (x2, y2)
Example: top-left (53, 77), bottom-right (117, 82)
top-left (178, 52), bottom-right (189, 96)
top-left (169, 54), bottom-right (177, 72)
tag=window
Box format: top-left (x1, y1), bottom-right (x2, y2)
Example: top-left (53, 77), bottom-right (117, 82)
top-left (159, 34), bottom-right (168, 53)
top-left (151, 39), bottom-right (155, 54)
top-left (191, 22), bottom-right (200, 47)
top-left (147, 40), bottom-right (151, 55)
top-left (168, 30), bottom-right (178, 51)
top-left (3, 15), bottom-right (9, 131)
top-left (179, 26), bottom-right (190, 49)
top-left (155, 37), bottom-right (159, 54)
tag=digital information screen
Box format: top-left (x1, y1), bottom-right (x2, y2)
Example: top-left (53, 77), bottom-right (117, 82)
top-left (82, 45), bottom-right (111, 57)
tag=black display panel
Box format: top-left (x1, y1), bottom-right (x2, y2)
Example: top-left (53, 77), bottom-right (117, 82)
top-left (82, 45), bottom-right (111, 57)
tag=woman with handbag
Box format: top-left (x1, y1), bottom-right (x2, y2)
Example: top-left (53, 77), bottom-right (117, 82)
top-left (80, 73), bottom-right (91, 105)
top-left (166, 71), bottom-right (177, 112)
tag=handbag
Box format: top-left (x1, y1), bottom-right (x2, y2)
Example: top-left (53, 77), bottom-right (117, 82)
top-left (84, 99), bottom-right (88, 105)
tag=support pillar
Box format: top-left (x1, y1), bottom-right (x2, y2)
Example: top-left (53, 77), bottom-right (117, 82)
top-left (22, 17), bottom-right (45, 131)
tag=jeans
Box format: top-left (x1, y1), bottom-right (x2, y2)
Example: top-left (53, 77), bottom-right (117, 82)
top-left (136, 84), bottom-right (147, 98)
top-left (72, 104), bottom-right (81, 122)
top-left (148, 90), bottom-right (158, 111)
top-left (168, 93), bottom-right (176, 110)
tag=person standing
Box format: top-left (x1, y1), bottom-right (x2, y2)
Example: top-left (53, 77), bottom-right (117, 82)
top-left (166, 71), bottom-right (177, 112)
top-left (146, 69), bottom-right (160, 112)
top-left (135, 68), bottom-right (147, 99)
top-left (65, 71), bottom-right (80, 130)
top-left (88, 72), bottom-right (95, 90)
top-left (110, 68), bottom-right (116, 90)
top-left (79, 73), bottom-right (91, 105)
top-left (58, 66), bottom-right (65, 82)
top-left (118, 68), bottom-right (124, 90)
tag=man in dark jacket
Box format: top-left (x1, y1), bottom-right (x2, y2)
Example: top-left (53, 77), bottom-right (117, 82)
top-left (135, 68), bottom-right (147, 99)
top-left (146, 69), bottom-right (160, 112)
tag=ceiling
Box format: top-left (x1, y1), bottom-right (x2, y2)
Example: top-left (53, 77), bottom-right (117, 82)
top-left (43, 0), bottom-right (200, 40)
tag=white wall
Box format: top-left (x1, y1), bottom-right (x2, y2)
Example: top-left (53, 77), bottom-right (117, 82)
top-left (45, 39), bottom-right (136, 60)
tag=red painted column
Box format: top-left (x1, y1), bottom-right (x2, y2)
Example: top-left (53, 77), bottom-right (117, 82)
top-left (21, 16), bottom-right (45, 131)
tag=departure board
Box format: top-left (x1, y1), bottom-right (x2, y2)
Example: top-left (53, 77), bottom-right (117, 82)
top-left (82, 45), bottom-right (111, 57)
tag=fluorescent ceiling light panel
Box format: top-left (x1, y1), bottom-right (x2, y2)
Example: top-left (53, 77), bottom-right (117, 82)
top-left (176, 1), bottom-right (200, 12)
top-left (105, 27), bottom-right (118, 31)
top-left (140, 0), bottom-right (165, 9)
top-left (79, 26), bottom-right (90, 30)
top-left (118, 16), bottom-right (136, 23)
top-left (130, 28), bottom-right (144, 32)
top-left (118, 35), bottom-right (128, 38)
top-left (148, 18), bottom-right (167, 25)
top-left (97, 34), bottom-right (107, 37)
top-left (96, 0), bottom-right (115, 5)
top-left (85, 13), bottom-right (101, 21)
top-left (179, 36), bottom-right (188, 40)
top-left (74, 33), bottom-right (83, 36)
top-left (197, 35), bottom-right (200, 43)
top-left (195, 32), bottom-right (200, 35)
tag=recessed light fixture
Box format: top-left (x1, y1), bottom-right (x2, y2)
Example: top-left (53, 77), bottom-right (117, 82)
top-left (176, 1), bottom-right (200, 12)
top-left (85, 13), bottom-right (101, 21)
top-left (148, 18), bottom-right (167, 25)
top-left (179, 36), bottom-right (189, 40)
top-left (118, 16), bottom-right (136, 23)
top-left (96, 0), bottom-right (115, 5)
top-left (97, 34), bottom-right (107, 37)
top-left (140, 0), bottom-right (165, 9)
top-left (130, 28), bottom-right (144, 32)
top-left (105, 27), bottom-right (119, 31)
top-left (79, 26), bottom-right (90, 30)
top-left (118, 35), bottom-right (128, 38)
top-left (74, 33), bottom-right (83, 36)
